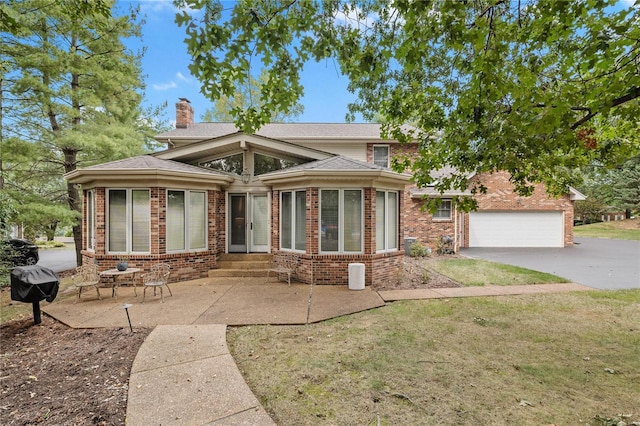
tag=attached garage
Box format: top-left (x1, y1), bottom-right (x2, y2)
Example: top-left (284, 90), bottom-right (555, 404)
top-left (468, 211), bottom-right (564, 247)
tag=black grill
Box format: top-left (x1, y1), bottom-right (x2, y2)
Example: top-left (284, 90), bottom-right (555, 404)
top-left (11, 265), bottom-right (59, 324)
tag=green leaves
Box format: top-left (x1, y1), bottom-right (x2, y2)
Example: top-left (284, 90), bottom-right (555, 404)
top-left (178, 0), bottom-right (640, 195)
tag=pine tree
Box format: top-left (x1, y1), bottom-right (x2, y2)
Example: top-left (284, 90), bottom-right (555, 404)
top-left (2, 0), bottom-right (161, 264)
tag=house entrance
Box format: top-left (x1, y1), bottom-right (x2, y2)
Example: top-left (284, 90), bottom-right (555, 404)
top-left (228, 193), bottom-right (269, 253)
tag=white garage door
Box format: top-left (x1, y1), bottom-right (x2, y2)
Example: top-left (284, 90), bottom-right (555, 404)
top-left (468, 211), bottom-right (564, 247)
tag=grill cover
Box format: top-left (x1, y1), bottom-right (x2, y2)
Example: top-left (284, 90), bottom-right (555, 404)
top-left (10, 265), bottom-right (59, 303)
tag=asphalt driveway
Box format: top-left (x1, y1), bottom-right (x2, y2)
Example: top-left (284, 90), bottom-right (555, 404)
top-left (38, 246), bottom-right (77, 273)
top-left (462, 237), bottom-right (640, 290)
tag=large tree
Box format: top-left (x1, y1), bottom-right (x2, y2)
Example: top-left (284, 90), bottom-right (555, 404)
top-left (202, 71), bottom-right (304, 122)
top-left (176, 0), bottom-right (639, 201)
top-left (2, 0), bottom-right (162, 264)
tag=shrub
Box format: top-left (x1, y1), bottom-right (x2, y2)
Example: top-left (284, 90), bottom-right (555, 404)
top-left (409, 241), bottom-right (431, 257)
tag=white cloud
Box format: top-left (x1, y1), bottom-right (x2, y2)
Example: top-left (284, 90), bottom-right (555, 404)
top-left (619, 0), bottom-right (638, 7)
top-left (152, 81), bottom-right (177, 90)
top-left (176, 72), bottom-right (190, 83)
top-left (135, 0), bottom-right (176, 14)
top-left (334, 6), bottom-right (376, 29)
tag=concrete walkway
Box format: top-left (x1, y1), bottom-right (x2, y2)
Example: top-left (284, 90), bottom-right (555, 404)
top-left (127, 325), bottom-right (275, 425)
top-left (43, 279), bottom-right (593, 425)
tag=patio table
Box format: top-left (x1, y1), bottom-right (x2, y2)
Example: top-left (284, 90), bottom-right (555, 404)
top-left (99, 268), bottom-right (141, 299)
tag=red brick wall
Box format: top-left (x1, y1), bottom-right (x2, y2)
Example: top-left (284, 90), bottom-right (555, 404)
top-left (213, 190), bottom-right (226, 256)
top-left (404, 188), bottom-right (457, 252)
top-left (175, 99), bottom-right (194, 129)
top-left (367, 143), bottom-right (576, 249)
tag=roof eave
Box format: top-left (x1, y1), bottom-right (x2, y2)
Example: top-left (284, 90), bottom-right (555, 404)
top-left (259, 169), bottom-right (411, 185)
top-left (64, 168), bottom-right (235, 185)
top-left (569, 187), bottom-right (587, 201)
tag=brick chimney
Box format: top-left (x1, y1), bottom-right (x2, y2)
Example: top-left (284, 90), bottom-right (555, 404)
top-left (176, 98), bottom-right (194, 128)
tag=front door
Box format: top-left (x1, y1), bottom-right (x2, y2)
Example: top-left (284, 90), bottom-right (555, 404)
top-left (250, 194), bottom-right (269, 252)
top-left (228, 193), bottom-right (269, 253)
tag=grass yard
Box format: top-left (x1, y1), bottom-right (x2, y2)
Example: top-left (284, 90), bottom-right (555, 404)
top-left (228, 290), bottom-right (640, 426)
top-left (429, 258), bottom-right (569, 286)
top-left (574, 218), bottom-right (640, 240)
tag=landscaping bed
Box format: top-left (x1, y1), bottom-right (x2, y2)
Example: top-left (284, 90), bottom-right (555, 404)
top-left (0, 316), bottom-right (150, 425)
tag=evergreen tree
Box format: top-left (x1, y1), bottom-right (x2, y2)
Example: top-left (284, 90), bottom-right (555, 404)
top-left (1, 0), bottom-right (162, 264)
top-left (613, 156), bottom-right (640, 217)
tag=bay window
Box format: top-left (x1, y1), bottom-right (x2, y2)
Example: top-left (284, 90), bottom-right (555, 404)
top-left (376, 191), bottom-right (399, 252)
top-left (167, 190), bottom-right (207, 252)
top-left (107, 189), bottom-right (150, 253)
top-left (320, 189), bottom-right (362, 253)
top-left (280, 190), bottom-right (306, 251)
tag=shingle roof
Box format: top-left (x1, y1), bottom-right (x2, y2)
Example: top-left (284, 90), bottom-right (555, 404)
top-left (261, 155), bottom-right (385, 176)
top-left (83, 155), bottom-right (233, 176)
top-left (156, 122), bottom-right (414, 141)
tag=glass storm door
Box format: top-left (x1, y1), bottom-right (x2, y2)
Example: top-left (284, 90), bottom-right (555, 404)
top-left (228, 193), bottom-right (269, 253)
top-left (250, 194), bottom-right (269, 252)
top-left (229, 194), bottom-right (247, 252)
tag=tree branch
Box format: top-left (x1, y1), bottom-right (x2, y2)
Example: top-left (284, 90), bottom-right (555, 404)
top-left (571, 86), bottom-right (640, 129)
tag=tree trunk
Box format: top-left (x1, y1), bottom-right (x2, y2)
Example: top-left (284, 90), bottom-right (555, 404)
top-left (45, 224), bottom-right (56, 241)
top-left (63, 149), bottom-right (82, 266)
top-left (625, 209), bottom-right (631, 219)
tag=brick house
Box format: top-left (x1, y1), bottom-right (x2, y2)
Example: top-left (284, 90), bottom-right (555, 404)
top-left (64, 99), bottom-right (585, 286)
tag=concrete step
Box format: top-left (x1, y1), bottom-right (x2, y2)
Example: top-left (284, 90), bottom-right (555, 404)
top-left (208, 269), bottom-right (270, 278)
top-left (210, 254), bottom-right (274, 278)
top-left (216, 260), bottom-right (272, 270)
top-left (218, 253), bottom-right (273, 262)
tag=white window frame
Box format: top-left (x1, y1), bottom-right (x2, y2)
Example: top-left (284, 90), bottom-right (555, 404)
top-left (319, 188), bottom-right (364, 254)
top-left (106, 188), bottom-right (151, 254)
top-left (433, 199), bottom-right (452, 221)
top-left (86, 189), bottom-right (95, 251)
top-left (376, 190), bottom-right (399, 253)
top-left (280, 190), bottom-right (306, 252)
top-left (167, 189), bottom-right (208, 253)
top-left (373, 145), bottom-right (390, 168)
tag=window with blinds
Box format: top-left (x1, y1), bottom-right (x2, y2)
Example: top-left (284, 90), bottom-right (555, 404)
top-left (280, 190), bottom-right (306, 251)
top-left (107, 189), bottom-right (150, 253)
top-left (320, 189), bottom-right (363, 253)
top-left (167, 190), bottom-right (207, 252)
top-left (376, 190), bottom-right (399, 252)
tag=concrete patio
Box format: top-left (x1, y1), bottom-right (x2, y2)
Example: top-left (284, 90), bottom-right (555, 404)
top-left (42, 276), bottom-right (387, 328)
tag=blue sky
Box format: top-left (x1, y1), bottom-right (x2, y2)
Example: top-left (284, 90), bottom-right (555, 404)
top-left (117, 0), bottom-right (359, 125)
top-left (117, 0), bottom-right (637, 126)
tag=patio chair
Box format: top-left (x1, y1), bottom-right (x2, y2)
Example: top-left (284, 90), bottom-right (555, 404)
top-left (142, 263), bottom-right (172, 303)
top-left (73, 264), bottom-right (102, 303)
top-left (267, 254), bottom-right (298, 286)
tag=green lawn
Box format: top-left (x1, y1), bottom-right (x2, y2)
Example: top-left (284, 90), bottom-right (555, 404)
top-left (429, 258), bottom-right (569, 286)
top-left (229, 290), bottom-right (640, 426)
top-left (574, 219), bottom-right (640, 240)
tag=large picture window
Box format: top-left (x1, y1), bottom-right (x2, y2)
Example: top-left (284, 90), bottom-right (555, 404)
top-left (167, 190), bottom-right (207, 252)
top-left (86, 190), bottom-right (95, 251)
top-left (376, 191), bottom-right (399, 252)
top-left (320, 189), bottom-right (363, 253)
top-left (280, 190), bottom-right (306, 251)
top-left (107, 189), bottom-right (150, 253)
